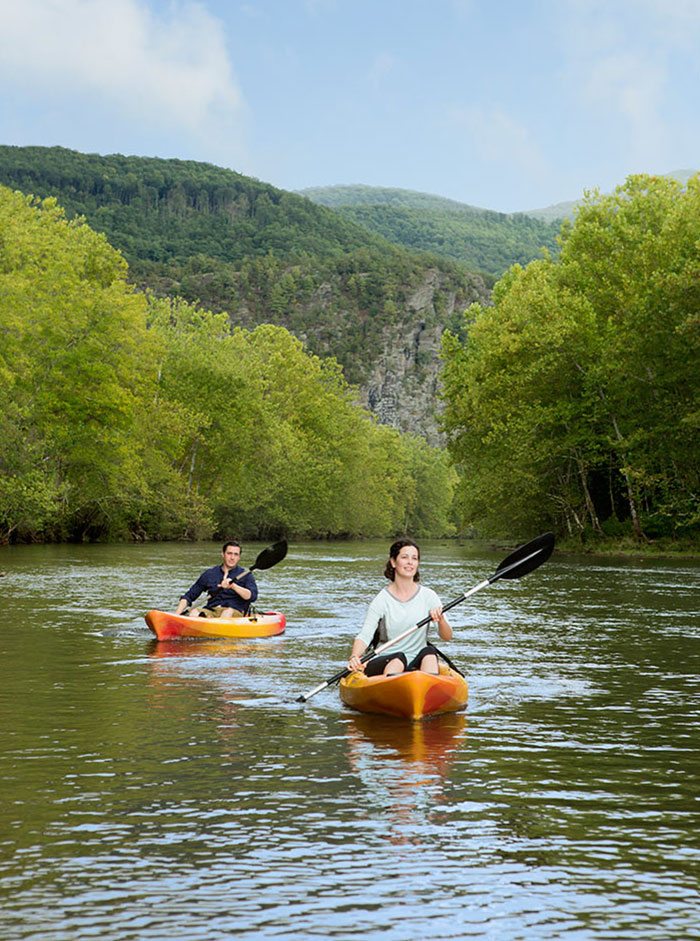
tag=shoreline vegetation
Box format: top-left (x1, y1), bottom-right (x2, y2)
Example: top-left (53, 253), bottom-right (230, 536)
top-left (442, 174), bottom-right (700, 556)
top-left (0, 186), bottom-right (457, 546)
top-left (1, 153), bottom-right (698, 554)
top-left (545, 538), bottom-right (700, 560)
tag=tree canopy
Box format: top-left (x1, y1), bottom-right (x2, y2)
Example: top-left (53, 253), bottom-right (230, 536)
top-left (0, 146), bottom-right (488, 416)
top-left (0, 185), bottom-right (457, 543)
top-left (441, 174), bottom-right (700, 545)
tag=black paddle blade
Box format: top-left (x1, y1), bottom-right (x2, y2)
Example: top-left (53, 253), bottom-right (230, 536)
top-left (251, 539), bottom-right (288, 572)
top-left (492, 531), bottom-right (555, 581)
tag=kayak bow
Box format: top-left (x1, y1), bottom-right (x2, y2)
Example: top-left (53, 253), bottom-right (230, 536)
top-left (339, 664), bottom-right (467, 720)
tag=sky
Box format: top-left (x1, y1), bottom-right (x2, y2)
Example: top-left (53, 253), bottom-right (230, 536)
top-left (1, 0), bottom-right (699, 213)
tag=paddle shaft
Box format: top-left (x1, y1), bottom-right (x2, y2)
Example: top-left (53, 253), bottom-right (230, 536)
top-left (296, 542), bottom-right (547, 703)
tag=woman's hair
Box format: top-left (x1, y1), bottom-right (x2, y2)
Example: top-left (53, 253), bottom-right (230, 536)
top-left (384, 538), bottom-right (421, 582)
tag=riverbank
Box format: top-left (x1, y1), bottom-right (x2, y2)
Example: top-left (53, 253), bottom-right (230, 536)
top-left (554, 534), bottom-right (700, 559)
top-left (3, 531), bottom-right (700, 560)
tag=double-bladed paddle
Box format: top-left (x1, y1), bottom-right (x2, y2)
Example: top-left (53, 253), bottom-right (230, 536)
top-left (295, 531), bottom-right (555, 703)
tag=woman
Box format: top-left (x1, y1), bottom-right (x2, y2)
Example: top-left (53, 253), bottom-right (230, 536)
top-left (347, 538), bottom-right (452, 676)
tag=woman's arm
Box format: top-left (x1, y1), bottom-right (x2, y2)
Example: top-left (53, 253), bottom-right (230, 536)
top-left (430, 605), bottom-right (452, 641)
top-left (347, 637), bottom-right (368, 672)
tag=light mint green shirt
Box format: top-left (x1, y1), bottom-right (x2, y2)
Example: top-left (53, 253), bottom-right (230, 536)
top-left (357, 584), bottom-right (441, 662)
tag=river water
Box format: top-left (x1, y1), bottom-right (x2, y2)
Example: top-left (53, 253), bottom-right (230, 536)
top-left (1, 539), bottom-right (699, 940)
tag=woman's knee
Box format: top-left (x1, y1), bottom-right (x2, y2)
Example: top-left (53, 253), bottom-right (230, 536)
top-left (408, 645), bottom-right (440, 672)
top-left (384, 657), bottom-right (406, 675)
top-left (419, 653), bottom-right (439, 674)
top-left (365, 652), bottom-right (408, 677)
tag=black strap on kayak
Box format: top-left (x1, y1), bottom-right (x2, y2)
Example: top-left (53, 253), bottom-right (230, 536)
top-left (357, 617), bottom-right (388, 663)
top-left (431, 643), bottom-right (466, 678)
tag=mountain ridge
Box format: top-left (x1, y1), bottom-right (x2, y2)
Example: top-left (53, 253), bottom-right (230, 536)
top-left (299, 169), bottom-right (700, 222)
top-left (4, 146), bottom-right (693, 442)
top-left (0, 144), bottom-right (489, 443)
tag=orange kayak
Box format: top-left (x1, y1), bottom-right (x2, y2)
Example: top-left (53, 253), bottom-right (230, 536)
top-left (145, 609), bottom-right (286, 640)
top-left (339, 663), bottom-right (468, 720)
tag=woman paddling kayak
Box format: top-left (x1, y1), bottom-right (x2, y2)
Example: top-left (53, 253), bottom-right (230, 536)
top-left (347, 539), bottom-right (453, 676)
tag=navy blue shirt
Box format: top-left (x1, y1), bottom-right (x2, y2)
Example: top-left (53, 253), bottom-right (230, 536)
top-left (181, 564), bottom-right (258, 614)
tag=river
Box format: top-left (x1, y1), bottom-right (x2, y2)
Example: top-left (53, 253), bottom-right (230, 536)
top-left (1, 539), bottom-right (699, 940)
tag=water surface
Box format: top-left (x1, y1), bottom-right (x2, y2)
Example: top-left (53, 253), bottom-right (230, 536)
top-left (1, 540), bottom-right (699, 939)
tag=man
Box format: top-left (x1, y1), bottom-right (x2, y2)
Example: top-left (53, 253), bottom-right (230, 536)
top-left (175, 541), bottom-right (258, 618)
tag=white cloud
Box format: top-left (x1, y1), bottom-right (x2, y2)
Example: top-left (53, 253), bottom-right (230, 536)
top-left (0, 0), bottom-right (245, 137)
top-left (448, 105), bottom-right (549, 179)
top-left (584, 52), bottom-right (665, 124)
top-left (554, 1), bottom-right (696, 170)
top-left (565, 0), bottom-right (700, 45)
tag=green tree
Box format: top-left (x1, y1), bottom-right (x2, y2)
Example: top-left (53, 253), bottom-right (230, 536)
top-left (0, 188), bottom-right (166, 540)
top-left (442, 174), bottom-right (700, 543)
top-left (147, 304), bottom-right (426, 539)
top-left (1, 183), bottom-right (460, 543)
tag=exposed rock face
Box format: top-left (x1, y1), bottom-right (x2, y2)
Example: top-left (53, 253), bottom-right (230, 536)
top-left (360, 269), bottom-right (487, 445)
top-left (363, 321), bottom-right (445, 445)
top-left (231, 265), bottom-right (488, 444)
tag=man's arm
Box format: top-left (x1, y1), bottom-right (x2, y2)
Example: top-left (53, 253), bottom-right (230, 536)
top-left (218, 571), bottom-right (257, 603)
top-left (174, 571), bottom-right (207, 613)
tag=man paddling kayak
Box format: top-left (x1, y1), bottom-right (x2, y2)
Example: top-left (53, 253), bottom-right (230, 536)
top-left (347, 538), bottom-right (452, 676)
top-left (174, 541), bottom-right (258, 618)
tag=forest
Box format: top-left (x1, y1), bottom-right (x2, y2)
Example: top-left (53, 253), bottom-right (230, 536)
top-left (300, 184), bottom-right (562, 281)
top-left (441, 174), bottom-right (700, 548)
top-left (2, 144), bottom-right (698, 550)
top-left (0, 146), bottom-right (489, 393)
top-left (0, 186), bottom-right (456, 544)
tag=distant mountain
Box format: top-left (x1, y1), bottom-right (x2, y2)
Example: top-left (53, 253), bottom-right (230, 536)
top-left (298, 184), bottom-right (490, 214)
top-left (520, 200), bottom-right (578, 223)
top-left (298, 184), bottom-right (562, 279)
top-left (0, 145), bottom-right (488, 442)
top-left (521, 168), bottom-right (699, 222)
top-left (0, 145), bottom-right (399, 265)
top-left (303, 171), bottom-right (700, 233)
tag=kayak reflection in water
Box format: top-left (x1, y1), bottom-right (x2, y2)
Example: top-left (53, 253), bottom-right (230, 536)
top-left (174, 541), bottom-right (258, 619)
top-left (347, 539), bottom-right (452, 676)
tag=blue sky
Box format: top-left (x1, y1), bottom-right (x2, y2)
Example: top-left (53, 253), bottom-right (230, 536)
top-left (1, 0), bottom-right (699, 213)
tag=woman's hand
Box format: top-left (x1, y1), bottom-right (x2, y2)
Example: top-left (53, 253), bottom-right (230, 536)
top-left (347, 654), bottom-right (365, 673)
top-left (347, 638), bottom-right (368, 673)
top-left (430, 605), bottom-right (453, 640)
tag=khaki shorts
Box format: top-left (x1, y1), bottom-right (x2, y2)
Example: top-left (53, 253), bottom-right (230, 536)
top-left (199, 606), bottom-right (245, 619)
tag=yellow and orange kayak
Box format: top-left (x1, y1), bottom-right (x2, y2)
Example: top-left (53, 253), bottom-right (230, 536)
top-left (339, 664), bottom-right (468, 720)
top-left (145, 609), bottom-right (286, 640)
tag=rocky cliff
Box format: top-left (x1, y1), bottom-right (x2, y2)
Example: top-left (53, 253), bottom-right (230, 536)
top-left (230, 265), bottom-right (489, 445)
